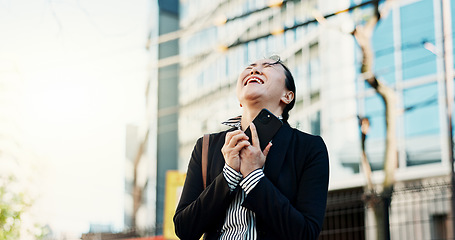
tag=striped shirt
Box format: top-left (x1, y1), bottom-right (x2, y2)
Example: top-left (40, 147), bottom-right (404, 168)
top-left (220, 116), bottom-right (265, 240)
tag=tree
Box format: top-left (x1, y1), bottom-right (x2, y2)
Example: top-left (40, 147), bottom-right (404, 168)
top-left (0, 175), bottom-right (46, 240)
top-left (315, 0), bottom-right (398, 239)
top-left (0, 175), bottom-right (26, 240)
top-left (351, 1), bottom-right (397, 239)
top-left (0, 76), bottom-right (46, 239)
top-left (132, 129), bottom-right (150, 229)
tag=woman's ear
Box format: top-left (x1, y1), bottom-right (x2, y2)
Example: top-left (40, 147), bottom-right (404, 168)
top-left (281, 91), bottom-right (294, 104)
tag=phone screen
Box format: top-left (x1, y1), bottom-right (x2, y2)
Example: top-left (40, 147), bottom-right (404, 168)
top-left (244, 109), bottom-right (283, 151)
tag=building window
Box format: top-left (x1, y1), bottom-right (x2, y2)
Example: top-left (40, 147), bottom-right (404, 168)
top-left (309, 42), bottom-right (320, 97)
top-left (364, 94), bottom-right (386, 140)
top-left (400, 0), bottom-right (437, 80)
top-left (403, 82), bottom-right (441, 166)
top-left (310, 111), bottom-right (321, 135)
top-left (372, 9), bottom-right (395, 85)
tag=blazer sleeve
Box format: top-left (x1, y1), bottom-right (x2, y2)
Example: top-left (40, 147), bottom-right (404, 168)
top-left (242, 135), bottom-right (329, 239)
top-left (173, 136), bottom-right (236, 240)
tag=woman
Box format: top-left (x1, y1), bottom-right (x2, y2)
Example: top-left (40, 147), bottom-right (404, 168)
top-left (174, 56), bottom-right (329, 240)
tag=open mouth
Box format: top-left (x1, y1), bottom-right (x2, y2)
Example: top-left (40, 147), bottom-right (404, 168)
top-left (244, 77), bottom-right (264, 86)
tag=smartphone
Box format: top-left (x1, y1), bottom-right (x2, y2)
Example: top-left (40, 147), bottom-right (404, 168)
top-left (244, 109), bottom-right (283, 151)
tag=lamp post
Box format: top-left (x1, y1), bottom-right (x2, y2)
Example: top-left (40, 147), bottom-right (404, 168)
top-left (441, 0), bottom-right (454, 235)
top-left (423, 0), bottom-right (453, 235)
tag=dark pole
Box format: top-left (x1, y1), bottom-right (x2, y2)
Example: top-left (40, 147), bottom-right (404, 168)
top-left (383, 193), bottom-right (391, 240)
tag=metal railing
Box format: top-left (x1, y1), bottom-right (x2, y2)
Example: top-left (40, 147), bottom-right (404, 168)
top-left (320, 179), bottom-right (454, 240)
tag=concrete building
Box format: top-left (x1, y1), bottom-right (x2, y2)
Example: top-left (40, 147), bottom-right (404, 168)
top-left (125, 0), bottom-right (179, 235)
top-left (152, 0), bottom-right (180, 234)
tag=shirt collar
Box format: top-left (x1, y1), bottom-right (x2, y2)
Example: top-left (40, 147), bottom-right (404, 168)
top-left (221, 114), bottom-right (283, 130)
top-left (221, 115), bottom-right (242, 130)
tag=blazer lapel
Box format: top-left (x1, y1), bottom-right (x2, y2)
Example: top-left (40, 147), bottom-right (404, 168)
top-left (263, 123), bottom-right (292, 184)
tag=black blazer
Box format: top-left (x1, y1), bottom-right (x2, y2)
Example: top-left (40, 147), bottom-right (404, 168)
top-left (174, 123), bottom-right (329, 240)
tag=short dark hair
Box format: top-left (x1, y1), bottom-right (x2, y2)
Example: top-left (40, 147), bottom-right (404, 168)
top-left (269, 55), bottom-right (296, 122)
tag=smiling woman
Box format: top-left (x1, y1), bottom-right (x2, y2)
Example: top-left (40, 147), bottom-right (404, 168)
top-left (236, 57), bottom-right (296, 125)
top-left (174, 56), bottom-right (329, 240)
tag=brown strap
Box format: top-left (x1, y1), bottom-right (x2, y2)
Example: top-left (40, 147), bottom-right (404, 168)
top-left (202, 134), bottom-right (209, 189)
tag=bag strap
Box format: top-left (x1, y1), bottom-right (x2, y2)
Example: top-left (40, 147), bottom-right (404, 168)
top-left (202, 134), bottom-right (209, 190)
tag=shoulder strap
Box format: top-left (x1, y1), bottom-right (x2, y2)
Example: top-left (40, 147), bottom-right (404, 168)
top-left (202, 134), bottom-right (209, 190)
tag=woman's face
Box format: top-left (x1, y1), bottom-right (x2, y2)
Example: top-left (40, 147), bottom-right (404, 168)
top-left (236, 59), bottom-right (290, 109)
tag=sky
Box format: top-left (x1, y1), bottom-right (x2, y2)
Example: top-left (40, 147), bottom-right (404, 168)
top-left (0, 0), bottom-right (149, 237)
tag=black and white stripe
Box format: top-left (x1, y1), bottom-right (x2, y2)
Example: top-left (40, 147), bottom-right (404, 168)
top-left (220, 116), bottom-right (265, 240)
top-left (223, 165), bottom-right (242, 191)
top-left (239, 169), bottom-right (264, 195)
top-left (221, 115), bottom-right (242, 129)
top-left (221, 165), bottom-right (264, 240)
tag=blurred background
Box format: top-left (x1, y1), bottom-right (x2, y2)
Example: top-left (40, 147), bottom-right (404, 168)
top-left (0, 0), bottom-right (454, 239)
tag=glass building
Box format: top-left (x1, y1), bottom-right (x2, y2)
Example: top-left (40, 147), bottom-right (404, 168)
top-left (349, 0), bottom-right (454, 177)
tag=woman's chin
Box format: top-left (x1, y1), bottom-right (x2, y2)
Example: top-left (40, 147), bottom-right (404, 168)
top-left (241, 93), bottom-right (263, 103)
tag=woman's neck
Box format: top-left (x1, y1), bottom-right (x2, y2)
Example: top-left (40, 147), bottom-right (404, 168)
top-left (240, 108), bottom-right (261, 131)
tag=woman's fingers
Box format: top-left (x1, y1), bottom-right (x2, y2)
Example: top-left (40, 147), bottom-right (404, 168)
top-left (249, 123), bottom-right (260, 148)
top-left (226, 130), bottom-right (249, 147)
top-left (234, 140), bottom-right (250, 151)
top-left (222, 130), bottom-right (251, 172)
top-left (263, 142), bottom-right (273, 158)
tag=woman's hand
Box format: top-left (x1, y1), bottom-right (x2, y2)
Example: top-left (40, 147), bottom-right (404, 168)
top-left (221, 130), bottom-right (250, 172)
top-left (240, 123), bottom-right (272, 177)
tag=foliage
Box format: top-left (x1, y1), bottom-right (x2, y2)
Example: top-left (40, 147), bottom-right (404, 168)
top-left (0, 175), bottom-right (28, 240)
top-left (0, 175), bottom-right (46, 240)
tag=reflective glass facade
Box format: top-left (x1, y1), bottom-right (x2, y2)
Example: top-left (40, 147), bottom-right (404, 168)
top-left (356, 0), bottom-right (452, 175)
